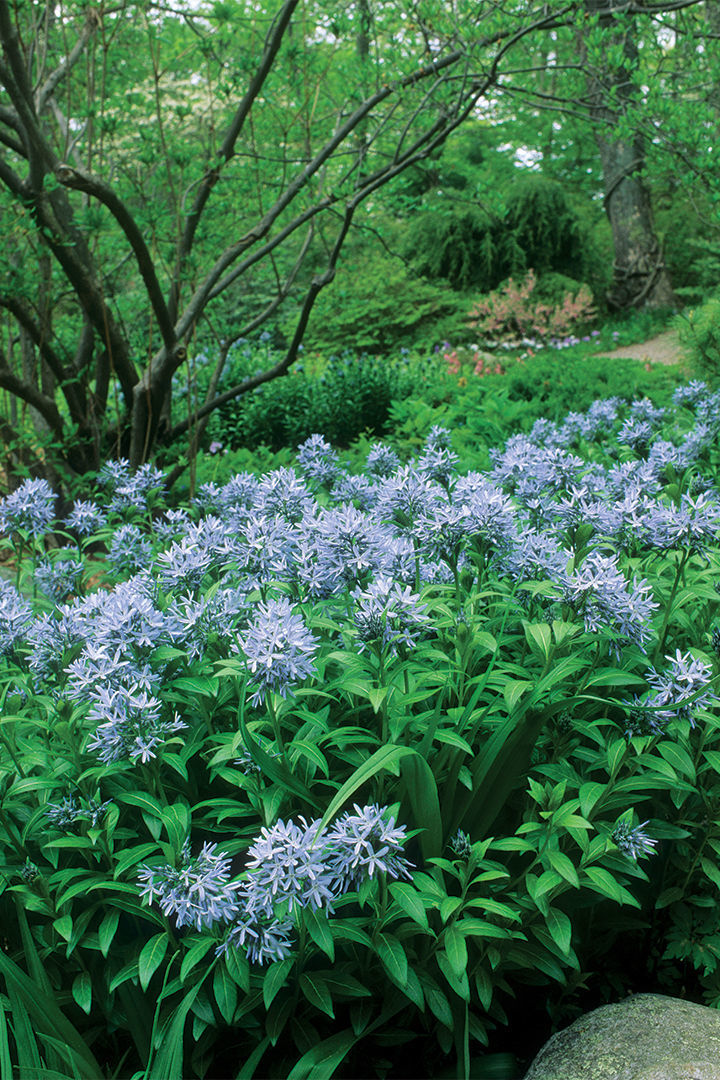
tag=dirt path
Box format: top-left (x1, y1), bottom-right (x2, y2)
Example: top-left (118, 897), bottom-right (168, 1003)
top-left (593, 327), bottom-right (687, 367)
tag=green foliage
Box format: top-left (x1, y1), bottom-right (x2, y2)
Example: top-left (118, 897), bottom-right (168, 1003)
top-left (205, 347), bottom-right (443, 451)
top-left (402, 173), bottom-right (595, 298)
top-left (503, 176), bottom-right (586, 280)
top-left (401, 208), bottom-right (515, 293)
top-left (676, 298), bottom-right (720, 379)
top-left (301, 253), bottom-right (464, 355)
top-left (389, 339), bottom-right (687, 472)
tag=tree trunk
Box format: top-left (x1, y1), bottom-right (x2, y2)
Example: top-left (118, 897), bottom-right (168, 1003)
top-left (584, 1), bottom-right (677, 310)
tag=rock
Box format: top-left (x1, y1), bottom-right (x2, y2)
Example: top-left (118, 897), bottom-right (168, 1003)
top-left (523, 993), bottom-right (720, 1080)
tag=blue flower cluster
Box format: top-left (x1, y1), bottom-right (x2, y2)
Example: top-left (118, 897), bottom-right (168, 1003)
top-left (138, 804), bottom-right (411, 964)
top-left (1, 381), bottom-right (718, 768)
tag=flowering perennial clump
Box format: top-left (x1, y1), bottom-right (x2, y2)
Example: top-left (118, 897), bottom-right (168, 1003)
top-left (4, 374), bottom-right (720, 1072)
top-left (139, 805), bottom-right (411, 965)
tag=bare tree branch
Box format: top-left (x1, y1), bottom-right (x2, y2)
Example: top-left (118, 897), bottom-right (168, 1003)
top-left (35, 9), bottom-right (100, 112)
top-left (0, 293), bottom-right (87, 417)
top-left (170, 0), bottom-right (301, 321)
top-left (0, 358), bottom-right (65, 438)
top-left (54, 163), bottom-right (177, 354)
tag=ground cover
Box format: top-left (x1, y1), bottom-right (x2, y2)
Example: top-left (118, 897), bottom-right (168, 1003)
top-left (1, 372), bottom-right (720, 1078)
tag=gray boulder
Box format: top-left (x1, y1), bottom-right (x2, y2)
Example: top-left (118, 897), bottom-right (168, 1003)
top-left (524, 993), bottom-right (720, 1080)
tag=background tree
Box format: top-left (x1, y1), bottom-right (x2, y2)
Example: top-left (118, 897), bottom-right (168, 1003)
top-left (581, 0), bottom-right (677, 308)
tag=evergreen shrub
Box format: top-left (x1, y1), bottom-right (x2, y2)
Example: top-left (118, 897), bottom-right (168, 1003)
top-left (207, 349), bottom-right (443, 452)
top-left (677, 297), bottom-right (720, 380)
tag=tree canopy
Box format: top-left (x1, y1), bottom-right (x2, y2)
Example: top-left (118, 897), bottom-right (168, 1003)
top-left (0, 0), bottom-right (714, 481)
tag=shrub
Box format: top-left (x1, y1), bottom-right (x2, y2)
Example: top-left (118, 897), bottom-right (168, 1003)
top-left (205, 348), bottom-right (447, 452)
top-left (676, 297), bottom-right (720, 380)
top-left (300, 252), bottom-right (463, 354)
top-left (402, 207), bottom-right (519, 293)
top-left (503, 175), bottom-right (587, 280)
top-left (403, 175), bottom-right (594, 297)
top-left (468, 270), bottom-right (596, 345)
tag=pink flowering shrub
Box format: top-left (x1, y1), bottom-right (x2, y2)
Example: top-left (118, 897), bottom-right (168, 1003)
top-left (443, 345), bottom-right (507, 379)
top-left (468, 269), bottom-right (596, 344)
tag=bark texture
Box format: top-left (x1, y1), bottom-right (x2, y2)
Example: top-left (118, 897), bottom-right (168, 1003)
top-left (584, 1), bottom-right (677, 309)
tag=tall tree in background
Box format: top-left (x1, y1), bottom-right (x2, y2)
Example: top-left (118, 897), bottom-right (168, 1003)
top-left (582, 0), bottom-right (678, 308)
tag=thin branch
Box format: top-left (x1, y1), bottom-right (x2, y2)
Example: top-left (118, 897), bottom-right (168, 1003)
top-left (35, 9), bottom-right (100, 112)
top-left (54, 163), bottom-right (176, 353)
top-left (168, 207), bottom-right (354, 440)
top-left (0, 293), bottom-right (86, 416)
top-left (0, 360), bottom-right (65, 438)
top-left (170, 0), bottom-right (301, 320)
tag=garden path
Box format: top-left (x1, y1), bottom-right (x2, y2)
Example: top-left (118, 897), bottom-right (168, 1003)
top-left (593, 327), bottom-right (686, 367)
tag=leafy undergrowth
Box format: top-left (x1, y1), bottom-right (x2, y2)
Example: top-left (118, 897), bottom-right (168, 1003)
top-left (1, 379), bottom-right (720, 1077)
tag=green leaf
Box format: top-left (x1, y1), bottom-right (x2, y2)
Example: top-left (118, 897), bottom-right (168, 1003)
top-left (161, 802), bottom-right (190, 853)
top-left (420, 977), bottom-right (453, 1028)
top-left (303, 905), bottom-right (335, 960)
top-left (389, 881), bottom-right (430, 931)
top-left (53, 914), bottom-right (72, 942)
top-left (523, 620), bottom-right (552, 661)
top-left (546, 849), bottom-right (579, 887)
top-left (502, 679), bottom-right (532, 710)
top-left (0, 999), bottom-right (11, 1080)
top-left (171, 676), bottom-right (216, 697)
top-left (266, 995), bottom-right (295, 1045)
top-left (436, 949), bottom-right (470, 1001)
top-left (147, 984), bottom-right (202, 1080)
top-left (116, 790), bottom-right (164, 820)
top-left (108, 959), bottom-right (139, 993)
top-left (72, 971), bottom-right (92, 1015)
top-left (367, 685), bottom-right (389, 713)
top-left (300, 973), bottom-right (335, 1018)
top-left (322, 972), bottom-right (371, 1000)
top-left (262, 958), bottom-right (294, 1011)
top-left (702, 749), bottom-right (720, 774)
top-left (139, 931), bottom-right (169, 991)
top-left (657, 741), bottom-right (696, 782)
top-left (239, 718), bottom-right (321, 809)
top-left (317, 744), bottom-right (414, 833)
top-left (606, 738), bottom-right (626, 780)
top-left (584, 866), bottom-right (639, 907)
top-left (235, 1036), bottom-right (271, 1080)
top-left (290, 740), bottom-right (330, 777)
top-left (286, 1030), bottom-right (358, 1080)
top-left (399, 753), bottom-right (443, 859)
top-left (474, 631), bottom-right (498, 654)
top-left (213, 962), bottom-right (238, 1024)
top-left (545, 908), bottom-right (572, 955)
top-left (374, 932), bottom-right (408, 986)
top-left (656, 886), bottom-right (684, 909)
top-left (6, 981), bottom-right (41, 1075)
top-left (181, 938), bottom-right (215, 983)
top-left (701, 857), bottom-right (720, 892)
top-left (224, 946), bottom-right (250, 992)
top-left (443, 926), bottom-right (468, 979)
top-left (0, 949), bottom-right (103, 1078)
top-left (114, 842), bottom-right (161, 877)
